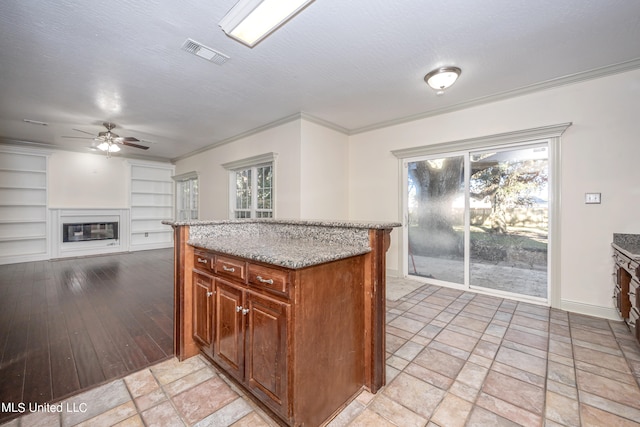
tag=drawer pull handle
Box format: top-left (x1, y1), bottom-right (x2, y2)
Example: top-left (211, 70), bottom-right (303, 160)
top-left (236, 305), bottom-right (242, 312)
top-left (242, 308), bottom-right (250, 315)
top-left (222, 265), bottom-right (236, 273)
top-left (206, 291), bottom-right (213, 297)
top-left (256, 275), bottom-right (274, 285)
top-left (197, 257), bottom-right (208, 264)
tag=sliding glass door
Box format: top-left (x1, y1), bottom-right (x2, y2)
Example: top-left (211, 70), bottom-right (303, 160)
top-left (405, 143), bottom-right (549, 301)
top-left (407, 155), bottom-right (466, 285)
top-left (469, 145), bottom-right (548, 298)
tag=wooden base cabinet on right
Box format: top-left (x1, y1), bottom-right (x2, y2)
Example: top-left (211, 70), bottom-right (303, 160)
top-left (613, 248), bottom-right (640, 343)
top-left (192, 248), bottom-right (367, 427)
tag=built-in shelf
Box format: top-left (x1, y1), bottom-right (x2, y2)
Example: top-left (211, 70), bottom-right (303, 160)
top-left (0, 150), bottom-right (48, 264)
top-left (130, 162), bottom-right (175, 251)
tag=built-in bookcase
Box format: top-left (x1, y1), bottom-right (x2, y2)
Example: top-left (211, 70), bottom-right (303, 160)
top-left (0, 149), bottom-right (49, 264)
top-left (129, 162), bottom-right (175, 251)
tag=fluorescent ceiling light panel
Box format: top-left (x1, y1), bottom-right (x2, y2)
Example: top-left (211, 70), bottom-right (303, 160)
top-left (219, 0), bottom-right (314, 47)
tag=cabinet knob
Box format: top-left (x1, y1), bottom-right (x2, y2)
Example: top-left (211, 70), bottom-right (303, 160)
top-left (242, 308), bottom-right (250, 315)
top-left (236, 305), bottom-right (242, 312)
top-left (197, 257), bottom-right (208, 264)
top-left (223, 265), bottom-right (236, 273)
top-left (207, 291), bottom-right (213, 297)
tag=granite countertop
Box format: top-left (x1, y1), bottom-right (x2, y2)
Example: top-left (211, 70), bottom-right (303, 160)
top-left (163, 218), bottom-right (401, 229)
top-left (612, 233), bottom-right (640, 260)
top-left (173, 218), bottom-right (401, 269)
top-left (189, 235), bottom-right (371, 269)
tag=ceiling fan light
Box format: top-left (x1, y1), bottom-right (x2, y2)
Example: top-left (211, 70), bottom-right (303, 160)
top-left (219, 0), bottom-right (314, 47)
top-left (97, 142), bottom-right (120, 153)
top-left (424, 66), bottom-right (461, 92)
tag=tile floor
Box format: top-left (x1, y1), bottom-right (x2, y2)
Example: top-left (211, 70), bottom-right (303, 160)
top-left (3, 282), bottom-right (640, 427)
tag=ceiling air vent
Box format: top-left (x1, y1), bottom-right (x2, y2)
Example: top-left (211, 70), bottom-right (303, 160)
top-left (181, 38), bottom-right (229, 65)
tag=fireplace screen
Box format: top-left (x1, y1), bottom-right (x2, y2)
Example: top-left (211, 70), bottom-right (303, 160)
top-left (63, 222), bottom-right (119, 242)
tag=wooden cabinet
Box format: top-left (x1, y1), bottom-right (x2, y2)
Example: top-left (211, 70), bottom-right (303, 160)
top-left (212, 278), bottom-right (290, 415)
top-left (192, 271), bottom-right (214, 356)
top-left (190, 247), bottom-right (365, 426)
top-left (244, 291), bottom-right (289, 413)
top-left (213, 278), bottom-right (245, 381)
top-left (613, 248), bottom-right (640, 343)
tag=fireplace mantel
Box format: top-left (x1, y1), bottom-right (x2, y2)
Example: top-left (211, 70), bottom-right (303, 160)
top-left (49, 208), bottom-right (130, 259)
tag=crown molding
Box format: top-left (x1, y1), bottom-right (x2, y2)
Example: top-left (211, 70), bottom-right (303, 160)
top-left (299, 112), bottom-right (350, 134)
top-left (171, 114), bottom-right (302, 163)
top-left (0, 138), bottom-right (172, 163)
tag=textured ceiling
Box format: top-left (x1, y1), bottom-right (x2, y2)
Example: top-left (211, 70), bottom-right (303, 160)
top-left (1, 0), bottom-right (640, 161)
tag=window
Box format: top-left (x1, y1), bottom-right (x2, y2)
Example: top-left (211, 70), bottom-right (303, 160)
top-left (232, 163), bottom-right (273, 218)
top-left (173, 172), bottom-right (198, 221)
top-left (222, 153), bottom-right (277, 219)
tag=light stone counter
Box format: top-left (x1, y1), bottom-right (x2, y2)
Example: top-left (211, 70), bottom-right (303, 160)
top-left (613, 233), bottom-right (640, 261)
top-left (163, 219), bottom-right (401, 269)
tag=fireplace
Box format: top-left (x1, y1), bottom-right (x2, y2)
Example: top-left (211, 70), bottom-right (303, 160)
top-left (50, 208), bottom-right (130, 259)
top-left (63, 222), bottom-right (119, 243)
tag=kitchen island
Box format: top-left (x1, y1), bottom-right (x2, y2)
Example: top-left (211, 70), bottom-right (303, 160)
top-left (164, 219), bottom-right (400, 426)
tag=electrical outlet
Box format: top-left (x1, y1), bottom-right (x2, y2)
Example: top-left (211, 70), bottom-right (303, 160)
top-left (585, 193), bottom-right (601, 204)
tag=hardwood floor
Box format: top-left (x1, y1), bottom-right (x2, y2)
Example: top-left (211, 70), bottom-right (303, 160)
top-left (0, 249), bottom-right (174, 424)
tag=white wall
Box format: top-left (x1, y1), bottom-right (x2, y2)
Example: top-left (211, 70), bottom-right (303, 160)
top-left (300, 120), bottom-right (349, 219)
top-left (175, 117), bottom-right (351, 220)
top-left (48, 151), bottom-right (130, 208)
top-left (175, 119), bottom-right (303, 219)
top-left (348, 68), bottom-right (640, 317)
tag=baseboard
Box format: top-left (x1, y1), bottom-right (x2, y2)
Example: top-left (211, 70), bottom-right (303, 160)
top-left (560, 298), bottom-right (621, 321)
top-left (130, 242), bottom-right (174, 251)
top-left (0, 253), bottom-right (49, 266)
top-left (386, 268), bottom-right (400, 278)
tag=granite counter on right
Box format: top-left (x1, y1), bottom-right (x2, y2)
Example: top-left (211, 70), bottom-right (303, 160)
top-left (612, 233), bottom-right (640, 344)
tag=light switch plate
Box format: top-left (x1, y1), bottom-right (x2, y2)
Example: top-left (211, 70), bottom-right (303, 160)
top-left (585, 193), bottom-right (601, 204)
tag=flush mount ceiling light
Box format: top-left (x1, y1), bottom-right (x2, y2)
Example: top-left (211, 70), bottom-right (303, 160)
top-left (219, 0), bottom-right (315, 47)
top-left (424, 66), bottom-right (461, 94)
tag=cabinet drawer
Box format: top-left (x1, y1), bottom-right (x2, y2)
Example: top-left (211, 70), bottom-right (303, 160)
top-left (615, 251), bottom-right (631, 267)
top-left (215, 255), bottom-right (246, 281)
top-left (248, 263), bottom-right (290, 297)
top-left (194, 250), bottom-right (214, 271)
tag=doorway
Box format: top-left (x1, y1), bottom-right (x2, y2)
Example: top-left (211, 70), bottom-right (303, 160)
top-left (405, 143), bottom-right (549, 302)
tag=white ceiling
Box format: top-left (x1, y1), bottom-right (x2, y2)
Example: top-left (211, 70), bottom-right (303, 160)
top-left (1, 0), bottom-right (640, 162)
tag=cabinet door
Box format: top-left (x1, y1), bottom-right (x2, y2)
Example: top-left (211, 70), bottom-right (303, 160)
top-left (244, 292), bottom-right (289, 416)
top-left (193, 271), bottom-right (214, 353)
top-left (214, 279), bottom-right (244, 380)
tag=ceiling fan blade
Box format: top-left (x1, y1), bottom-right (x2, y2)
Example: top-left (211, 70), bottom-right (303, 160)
top-left (120, 141), bottom-right (150, 150)
top-left (62, 136), bottom-right (94, 139)
top-left (72, 128), bottom-right (96, 136)
top-left (122, 137), bottom-right (140, 142)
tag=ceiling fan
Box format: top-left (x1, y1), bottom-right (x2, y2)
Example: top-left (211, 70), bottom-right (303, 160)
top-left (63, 122), bottom-right (150, 157)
